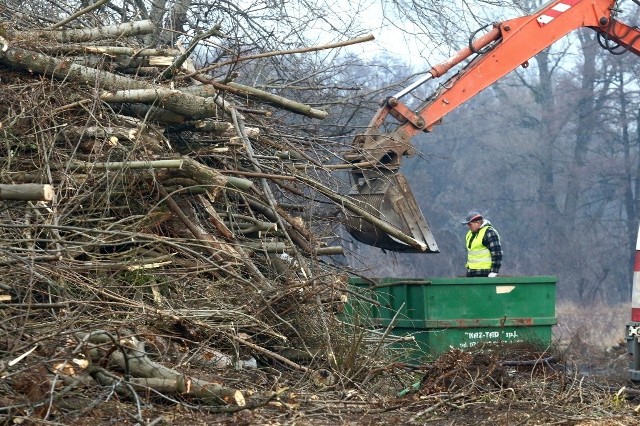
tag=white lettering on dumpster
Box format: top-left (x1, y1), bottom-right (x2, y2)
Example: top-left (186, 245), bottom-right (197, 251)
top-left (466, 331), bottom-right (500, 339)
top-left (456, 329), bottom-right (522, 349)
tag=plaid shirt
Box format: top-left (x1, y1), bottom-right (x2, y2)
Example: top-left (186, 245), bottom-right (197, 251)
top-left (466, 226), bottom-right (502, 277)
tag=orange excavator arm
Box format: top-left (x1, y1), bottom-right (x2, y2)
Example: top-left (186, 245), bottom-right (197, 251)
top-left (343, 0), bottom-right (640, 253)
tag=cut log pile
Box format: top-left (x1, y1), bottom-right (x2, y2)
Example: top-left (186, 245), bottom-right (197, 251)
top-left (0, 3), bottom-right (379, 418)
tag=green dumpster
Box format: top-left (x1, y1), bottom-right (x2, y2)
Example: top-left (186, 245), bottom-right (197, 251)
top-left (348, 276), bottom-right (557, 361)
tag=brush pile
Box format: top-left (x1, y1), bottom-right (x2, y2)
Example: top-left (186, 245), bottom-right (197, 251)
top-left (0, 1), bottom-right (381, 420)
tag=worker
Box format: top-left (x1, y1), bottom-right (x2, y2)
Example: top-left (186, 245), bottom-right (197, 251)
top-left (461, 211), bottom-right (502, 277)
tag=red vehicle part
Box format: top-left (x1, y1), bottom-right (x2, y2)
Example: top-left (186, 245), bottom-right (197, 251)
top-left (627, 224), bottom-right (640, 381)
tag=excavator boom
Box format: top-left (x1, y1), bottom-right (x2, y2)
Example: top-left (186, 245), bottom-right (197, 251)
top-left (344, 0), bottom-right (640, 253)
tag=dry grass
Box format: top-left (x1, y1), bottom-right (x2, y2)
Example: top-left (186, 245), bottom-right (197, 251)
top-left (555, 301), bottom-right (630, 350)
top-left (553, 301), bottom-right (630, 381)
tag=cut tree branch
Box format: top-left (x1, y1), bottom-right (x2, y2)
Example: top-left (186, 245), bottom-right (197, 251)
top-left (37, 20), bottom-right (156, 43)
top-left (185, 34), bottom-right (376, 75)
top-left (50, 0), bottom-right (112, 29)
top-left (0, 184), bottom-right (54, 201)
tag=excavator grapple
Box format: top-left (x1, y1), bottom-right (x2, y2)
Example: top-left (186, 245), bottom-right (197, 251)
top-left (343, 130), bottom-right (438, 252)
top-left (344, 169), bottom-right (439, 253)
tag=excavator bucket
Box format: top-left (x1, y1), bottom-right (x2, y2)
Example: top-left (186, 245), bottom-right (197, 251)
top-left (344, 170), bottom-right (439, 253)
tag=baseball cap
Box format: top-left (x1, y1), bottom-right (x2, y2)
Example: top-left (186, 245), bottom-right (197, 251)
top-left (461, 211), bottom-right (483, 224)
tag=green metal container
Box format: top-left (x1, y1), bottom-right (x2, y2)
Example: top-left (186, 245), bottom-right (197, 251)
top-left (348, 276), bottom-right (557, 361)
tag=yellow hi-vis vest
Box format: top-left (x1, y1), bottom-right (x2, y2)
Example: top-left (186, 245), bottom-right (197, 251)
top-left (466, 225), bottom-right (493, 270)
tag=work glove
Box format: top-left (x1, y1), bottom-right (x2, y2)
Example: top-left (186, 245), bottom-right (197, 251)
top-left (488, 272), bottom-right (498, 277)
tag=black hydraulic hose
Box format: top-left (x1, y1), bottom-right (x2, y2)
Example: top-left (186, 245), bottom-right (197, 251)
top-left (597, 18), bottom-right (640, 56)
top-left (469, 23), bottom-right (500, 55)
top-left (597, 32), bottom-right (628, 55)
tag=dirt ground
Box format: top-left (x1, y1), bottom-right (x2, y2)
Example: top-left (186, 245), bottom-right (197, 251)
top-left (2, 301), bottom-right (637, 425)
top-left (6, 340), bottom-right (636, 426)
